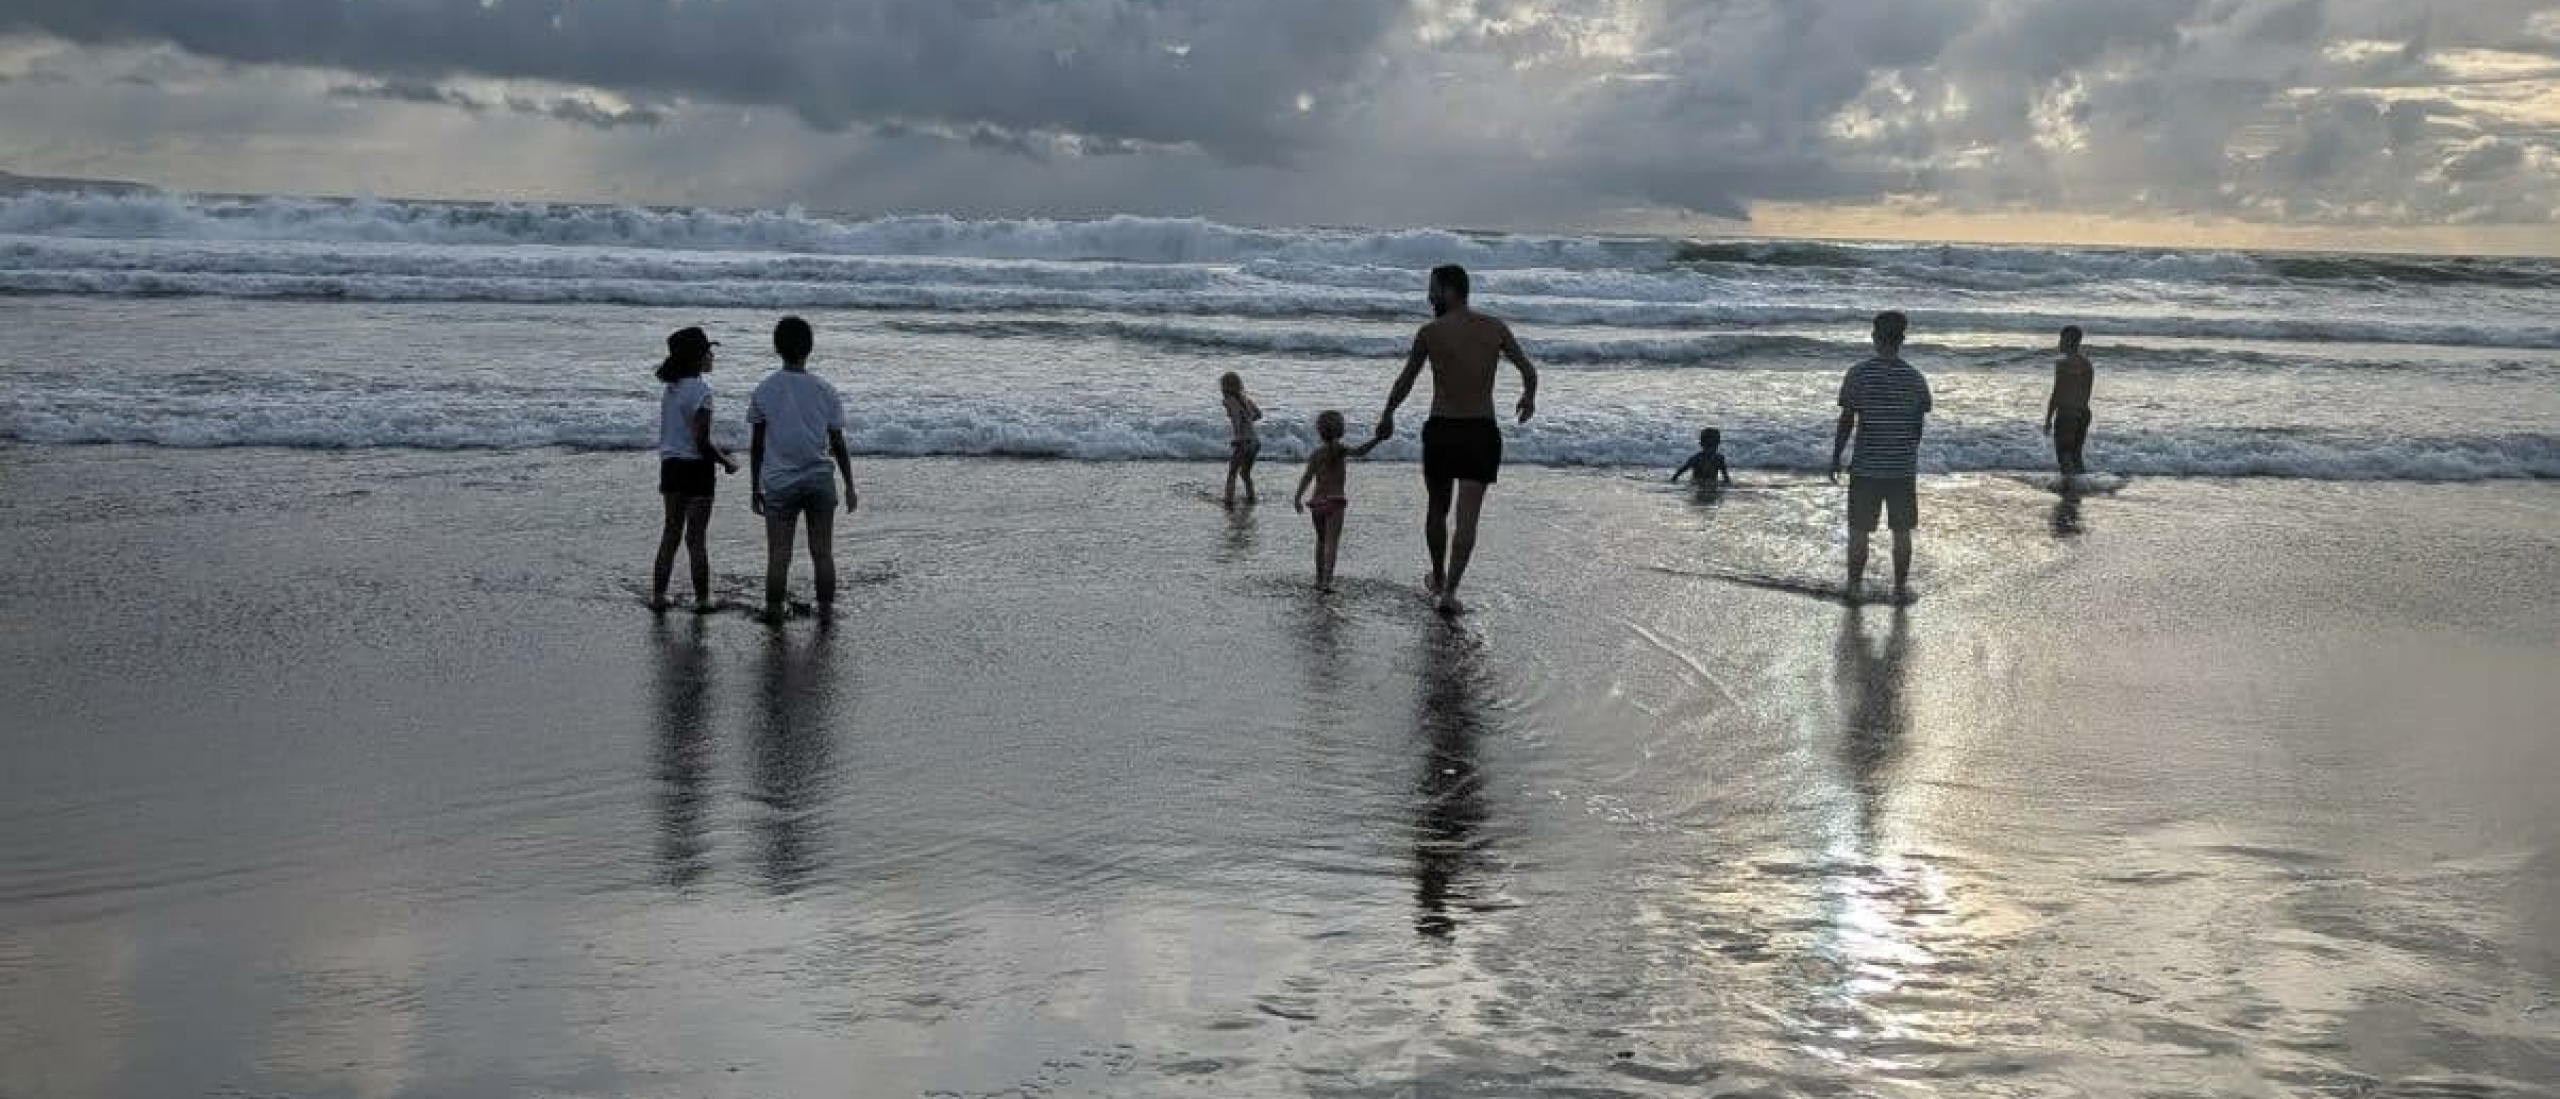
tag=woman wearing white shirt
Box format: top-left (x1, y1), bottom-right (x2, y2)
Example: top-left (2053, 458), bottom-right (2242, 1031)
top-left (650, 326), bottom-right (738, 612)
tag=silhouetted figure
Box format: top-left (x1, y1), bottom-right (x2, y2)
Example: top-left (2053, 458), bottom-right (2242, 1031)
top-left (748, 316), bottom-right (860, 623)
top-left (1377, 265), bottom-right (1540, 615)
top-left (1671, 426), bottom-right (1734, 487)
top-left (750, 628), bottom-right (840, 892)
top-left (1412, 629), bottom-right (1495, 938)
top-left (1220, 371), bottom-right (1264, 509)
top-left (650, 326), bottom-right (737, 612)
top-left (1293, 410), bottom-right (1386, 590)
top-left (2045, 326), bottom-right (2095, 479)
top-left (649, 616), bottom-right (715, 887)
top-left (1829, 312), bottom-right (1933, 601)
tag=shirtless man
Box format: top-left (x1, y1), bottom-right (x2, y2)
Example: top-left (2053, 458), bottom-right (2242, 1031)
top-left (2044, 326), bottom-right (2095, 478)
top-left (1376, 265), bottom-right (1539, 615)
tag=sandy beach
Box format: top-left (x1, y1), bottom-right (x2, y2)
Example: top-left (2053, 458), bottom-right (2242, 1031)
top-left (1, 445), bottom-right (2553, 1097)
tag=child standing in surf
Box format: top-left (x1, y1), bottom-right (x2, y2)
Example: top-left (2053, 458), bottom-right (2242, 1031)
top-left (1220, 372), bottom-right (1264, 508)
top-left (649, 326), bottom-right (738, 612)
top-left (1293, 410), bottom-right (1386, 590)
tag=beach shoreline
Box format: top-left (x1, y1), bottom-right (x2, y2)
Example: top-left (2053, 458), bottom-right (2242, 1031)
top-left (2, 445), bottom-right (2554, 1097)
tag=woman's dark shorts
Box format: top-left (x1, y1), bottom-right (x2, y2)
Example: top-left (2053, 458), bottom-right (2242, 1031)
top-left (659, 457), bottom-right (718, 498)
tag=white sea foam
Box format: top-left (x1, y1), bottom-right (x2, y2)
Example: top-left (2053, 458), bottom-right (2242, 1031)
top-left (7, 261), bottom-right (2553, 349)
top-left (5, 390), bottom-right (2548, 480)
top-left (12, 192), bottom-right (2560, 290)
top-left (0, 192), bottom-right (1663, 268)
top-left (6, 191), bottom-right (2552, 481)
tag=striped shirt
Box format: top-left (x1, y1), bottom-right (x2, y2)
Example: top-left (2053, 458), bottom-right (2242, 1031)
top-left (1838, 356), bottom-right (1932, 478)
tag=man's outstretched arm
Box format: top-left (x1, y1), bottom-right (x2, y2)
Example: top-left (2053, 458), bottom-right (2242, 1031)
top-left (1377, 333), bottom-right (1428, 438)
top-left (1501, 328), bottom-right (1539, 422)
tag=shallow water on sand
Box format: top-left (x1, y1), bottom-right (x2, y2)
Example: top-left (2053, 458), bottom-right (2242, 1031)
top-left (1, 449), bottom-right (2555, 1098)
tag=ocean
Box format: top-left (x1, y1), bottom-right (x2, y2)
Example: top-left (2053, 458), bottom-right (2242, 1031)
top-left (3, 190), bottom-right (2555, 480)
top-left (4, 193), bottom-right (2558, 1097)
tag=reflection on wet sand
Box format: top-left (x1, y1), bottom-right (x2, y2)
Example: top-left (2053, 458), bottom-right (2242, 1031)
top-left (1835, 606), bottom-right (1913, 820)
top-left (2051, 493), bottom-right (2085, 538)
top-left (1413, 626), bottom-right (1495, 939)
top-left (649, 616), bottom-right (714, 889)
top-left (1218, 507), bottom-right (1258, 564)
top-left (1292, 597), bottom-right (1350, 726)
top-left (1814, 606), bottom-right (1971, 1072)
top-left (751, 628), bottom-right (841, 893)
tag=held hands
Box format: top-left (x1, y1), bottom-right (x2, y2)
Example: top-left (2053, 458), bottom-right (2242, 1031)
top-left (1374, 413), bottom-right (1396, 442)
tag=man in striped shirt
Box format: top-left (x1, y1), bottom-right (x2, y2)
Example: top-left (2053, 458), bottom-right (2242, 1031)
top-left (1829, 311), bottom-right (1933, 601)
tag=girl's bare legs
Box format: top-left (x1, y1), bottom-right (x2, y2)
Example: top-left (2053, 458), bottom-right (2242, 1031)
top-left (650, 493), bottom-right (687, 610)
top-left (680, 497), bottom-right (714, 611)
top-left (1223, 455), bottom-right (1240, 508)
top-left (764, 512), bottom-right (798, 620)
top-left (1311, 514), bottom-right (1329, 586)
top-left (1239, 454), bottom-right (1257, 505)
top-left (1317, 512), bottom-right (1344, 588)
top-left (804, 506), bottom-right (839, 614)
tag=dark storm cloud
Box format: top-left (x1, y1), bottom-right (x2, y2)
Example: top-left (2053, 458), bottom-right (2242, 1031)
top-left (2, 0), bottom-right (2555, 226)
top-left (0, 0), bottom-right (1395, 155)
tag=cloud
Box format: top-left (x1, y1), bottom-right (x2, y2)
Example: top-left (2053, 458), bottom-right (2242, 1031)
top-left (1, 0), bottom-right (1397, 156)
top-left (328, 79), bottom-right (666, 129)
top-left (329, 79), bottom-right (480, 111)
top-left (1, 0), bottom-right (2554, 229)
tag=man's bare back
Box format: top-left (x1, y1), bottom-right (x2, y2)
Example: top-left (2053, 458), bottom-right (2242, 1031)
top-left (2053, 352), bottom-right (2095, 412)
top-left (1413, 310), bottom-right (1522, 420)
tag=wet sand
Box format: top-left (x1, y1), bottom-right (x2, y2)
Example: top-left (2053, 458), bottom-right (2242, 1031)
top-left (1, 447), bottom-right (2555, 1098)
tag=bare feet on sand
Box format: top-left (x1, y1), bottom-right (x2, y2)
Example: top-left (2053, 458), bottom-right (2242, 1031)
top-left (1435, 591), bottom-right (1466, 616)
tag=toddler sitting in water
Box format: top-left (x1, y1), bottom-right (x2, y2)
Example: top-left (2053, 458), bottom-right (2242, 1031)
top-left (1293, 410), bottom-right (1386, 590)
top-left (1672, 427), bottom-right (1734, 486)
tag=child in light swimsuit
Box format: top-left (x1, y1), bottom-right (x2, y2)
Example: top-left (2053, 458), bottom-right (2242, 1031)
top-left (1220, 372), bottom-right (1263, 508)
top-left (1293, 410), bottom-right (1386, 590)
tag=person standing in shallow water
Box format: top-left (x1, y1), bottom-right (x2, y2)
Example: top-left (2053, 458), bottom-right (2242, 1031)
top-left (2045, 325), bottom-right (2095, 478)
top-left (1376, 264), bottom-right (1539, 615)
top-left (747, 316), bottom-right (859, 623)
top-left (1293, 410), bottom-right (1386, 591)
top-left (1219, 371), bottom-right (1263, 509)
top-left (649, 326), bottom-right (737, 613)
top-left (1830, 311), bottom-right (1932, 602)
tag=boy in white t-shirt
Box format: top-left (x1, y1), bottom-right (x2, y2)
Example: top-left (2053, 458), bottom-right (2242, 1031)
top-left (747, 316), bottom-right (859, 622)
top-left (649, 326), bottom-right (738, 612)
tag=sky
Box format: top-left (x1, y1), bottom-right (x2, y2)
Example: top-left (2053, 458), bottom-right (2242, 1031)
top-left (2, 0), bottom-right (2556, 251)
